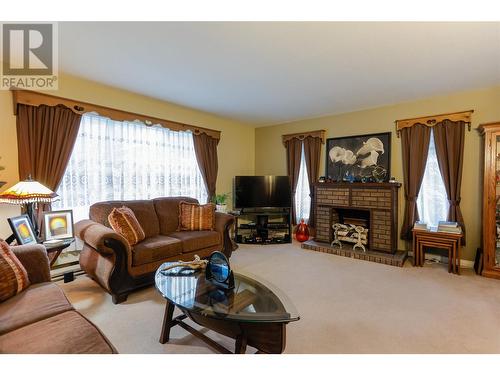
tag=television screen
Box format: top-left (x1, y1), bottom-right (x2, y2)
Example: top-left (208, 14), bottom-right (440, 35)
top-left (234, 176), bottom-right (291, 209)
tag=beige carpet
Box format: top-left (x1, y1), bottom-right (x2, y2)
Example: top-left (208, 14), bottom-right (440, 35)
top-left (61, 242), bottom-right (500, 354)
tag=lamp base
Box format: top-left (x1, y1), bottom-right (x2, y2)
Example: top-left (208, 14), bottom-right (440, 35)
top-left (25, 202), bottom-right (39, 238)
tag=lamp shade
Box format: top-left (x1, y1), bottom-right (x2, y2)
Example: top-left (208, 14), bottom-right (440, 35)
top-left (0, 179), bottom-right (58, 205)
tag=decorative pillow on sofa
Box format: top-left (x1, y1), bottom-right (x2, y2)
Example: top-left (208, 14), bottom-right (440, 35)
top-left (178, 201), bottom-right (216, 231)
top-left (108, 206), bottom-right (146, 246)
top-left (0, 239), bottom-right (30, 302)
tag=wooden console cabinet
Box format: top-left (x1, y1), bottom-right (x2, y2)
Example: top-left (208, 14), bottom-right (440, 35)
top-left (479, 122), bottom-right (500, 279)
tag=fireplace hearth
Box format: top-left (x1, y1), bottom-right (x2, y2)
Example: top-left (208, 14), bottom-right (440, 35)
top-left (309, 182), bottom-right (401, 254)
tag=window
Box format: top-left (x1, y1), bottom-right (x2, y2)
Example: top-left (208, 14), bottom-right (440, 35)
top-left (416, 129), bottom-right (448, 228)
top-left (294, 144), bottom-right (311, 223)
top-left (54, 113), bottom-right (208, 222)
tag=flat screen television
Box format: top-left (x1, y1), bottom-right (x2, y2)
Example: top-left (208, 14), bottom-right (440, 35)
top-left (234, 176), bottom-right (291, 209)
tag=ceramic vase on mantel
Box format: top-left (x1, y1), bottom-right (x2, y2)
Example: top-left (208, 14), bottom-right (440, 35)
top-left (295, 219), bottom-right (310, 242)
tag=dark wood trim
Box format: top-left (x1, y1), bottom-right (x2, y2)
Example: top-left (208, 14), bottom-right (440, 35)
top-left (11, 89), bottom-right (221, 140)
top-left (479, 122), bottom-right (500, 280)
top-left (314, 182), bottom-right (402, 188)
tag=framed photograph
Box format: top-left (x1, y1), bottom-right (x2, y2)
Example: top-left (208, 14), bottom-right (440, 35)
top-left (42, 210), bottom-right (74, 241)
top-left (325, 132), bottom-right (391, 182)
top-left (8, 215), bottom-right (38, 245)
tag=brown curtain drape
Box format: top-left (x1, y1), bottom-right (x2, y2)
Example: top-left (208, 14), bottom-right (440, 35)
top-left (303, 136), bottom-right (322, 227)
top-left (433, 119), bottom-right (466, 244)
top-left (193, 132), bottom-right (219, 202)
top-left (285, 137), bottom-right (303, 225)
top-left (400, 124), bottom-right (432, 240)
top-left (16, 104), bottom-right (82, 219)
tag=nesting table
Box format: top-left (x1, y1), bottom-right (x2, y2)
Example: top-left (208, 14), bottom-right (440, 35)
top-left (412, 229), bottom-right (463, 274)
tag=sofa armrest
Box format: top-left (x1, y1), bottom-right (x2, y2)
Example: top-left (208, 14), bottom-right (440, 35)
top-left (75, 219), bottom-right (131, 257)
top-left (11, 243), bottom-right (51, 284)
top-left (215, 212), bottom-right (237, 258)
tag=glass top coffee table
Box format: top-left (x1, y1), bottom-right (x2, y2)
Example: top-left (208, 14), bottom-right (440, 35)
top-left (155, 263), bottom-right (299, 354)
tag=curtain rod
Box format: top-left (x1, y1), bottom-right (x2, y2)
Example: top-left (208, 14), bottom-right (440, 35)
top-left (11, 89), bottom-right (221, 140)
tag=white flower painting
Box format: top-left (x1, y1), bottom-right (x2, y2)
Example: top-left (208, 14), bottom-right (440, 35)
top-left (326, 133), bottom-right (391, 182)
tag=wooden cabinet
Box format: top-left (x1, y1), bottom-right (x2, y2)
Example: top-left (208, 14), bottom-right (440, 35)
top-left (479, 122), bottom-right (500, 279)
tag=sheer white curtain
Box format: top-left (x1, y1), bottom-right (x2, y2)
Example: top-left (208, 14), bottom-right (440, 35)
top-left (417, 129), bottom-right (449, 228)
top-left (294, 144), bottom-right (311, 223)
top-left (54, 113), bottom-right (208, 222)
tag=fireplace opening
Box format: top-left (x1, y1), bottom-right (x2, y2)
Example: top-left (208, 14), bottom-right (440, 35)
top-left (331, 208), bottom-right (370, 249)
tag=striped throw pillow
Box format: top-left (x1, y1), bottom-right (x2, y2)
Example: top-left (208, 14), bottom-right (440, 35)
top-left (0, 239), bottom-right (30, 302)
top-left (108, 206), bottom-right (146, 246)
top-left (178, 201), bottom-right (216, 231)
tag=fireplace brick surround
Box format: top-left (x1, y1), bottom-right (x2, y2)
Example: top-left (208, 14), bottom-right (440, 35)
top-left (312, 182), bottom-right (401, 253)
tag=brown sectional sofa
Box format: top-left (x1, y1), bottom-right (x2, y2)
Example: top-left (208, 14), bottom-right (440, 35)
top-left (0, 243), bottom-right (116, 354)
top-left (75, 196), bottom-right (236, 304)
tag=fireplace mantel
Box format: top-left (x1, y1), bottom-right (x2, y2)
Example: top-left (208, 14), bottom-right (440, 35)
top-left (313, 182), bottom-right (401, 254)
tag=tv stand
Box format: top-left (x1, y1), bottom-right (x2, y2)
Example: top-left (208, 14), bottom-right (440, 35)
top-left (234, 208), bottom-right (292, 245)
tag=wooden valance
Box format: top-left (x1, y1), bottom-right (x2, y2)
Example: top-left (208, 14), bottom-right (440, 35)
top-left (282, 130), bottom-right (326, 146)
top-left (395, 110), bottom-right (474, 137)
top-left (11, 89), bottom-right (221, 140)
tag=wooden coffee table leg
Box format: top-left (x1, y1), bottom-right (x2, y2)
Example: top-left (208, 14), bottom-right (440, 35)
top-left (235, 334), bottom-right (248, 354)
top-left (456, 241), bottom-right (461, 275)
top-left (160, 301), bottom-right (175, 344)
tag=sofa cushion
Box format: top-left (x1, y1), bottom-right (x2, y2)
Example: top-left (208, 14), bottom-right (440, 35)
top-left (132, 235), bottom-right (183, 266)
top-left (170, 231), bottom-right (221, 253)
top-left (108, 206), bottom-right (146, 246)
top-left (90, 200), bottom-right (160, 238)
top-left (0, 282), bottom-right (73, 335)
top-left (0, 240), bottom-right (30, 302)
top-left (178, 201), bottom-right (216, 231)
top-left (153, 196), bottom-right (198, 235)
top-left (0, 310), bottom-right (116, 354)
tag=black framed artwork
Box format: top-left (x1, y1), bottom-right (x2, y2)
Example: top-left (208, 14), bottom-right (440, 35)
top-left (7, 214), bottom-right (38, 245)
top-left (325, 132), bottom-right (391, 182)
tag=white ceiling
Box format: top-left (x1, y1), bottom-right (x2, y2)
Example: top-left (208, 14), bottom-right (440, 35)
top-left (59, 22), bottom-right (500, 126)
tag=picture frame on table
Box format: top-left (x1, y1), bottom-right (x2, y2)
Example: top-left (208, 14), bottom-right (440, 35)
top-left (42, 210), bottom-right (74, 241)
top-left (325, 131), bottom-right (391, 182)
top-left (7, 214), bottom-right (38, 245)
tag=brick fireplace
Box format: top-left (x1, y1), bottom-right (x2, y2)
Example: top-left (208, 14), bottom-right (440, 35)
top-left (309, 182), bottom-right (401, 255)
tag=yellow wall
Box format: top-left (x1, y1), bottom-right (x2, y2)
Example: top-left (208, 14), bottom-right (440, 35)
top-left (0, 73), bottom-right (255, 238)
top-left (255, 86), bottom-right (500, 261)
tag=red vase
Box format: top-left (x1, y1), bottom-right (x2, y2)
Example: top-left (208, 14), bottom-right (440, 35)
top-left (295, 219), bottom-right (310, 242)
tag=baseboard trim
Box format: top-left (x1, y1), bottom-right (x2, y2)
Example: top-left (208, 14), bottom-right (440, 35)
top-left (408, 251), bottom-right (474, 269)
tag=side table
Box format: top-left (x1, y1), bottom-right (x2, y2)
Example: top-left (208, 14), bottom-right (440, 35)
top-left (44, 238), bottom-right (75, 267)
top-left (412, 229), bottom-right (463, 274)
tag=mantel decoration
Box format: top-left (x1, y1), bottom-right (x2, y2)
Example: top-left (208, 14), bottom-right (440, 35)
top-left (326, 132), bottom-right (391, 183)
top-left (0, 176), bottom-right (58, 238)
